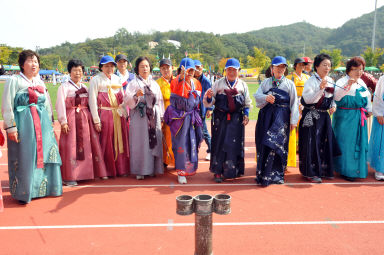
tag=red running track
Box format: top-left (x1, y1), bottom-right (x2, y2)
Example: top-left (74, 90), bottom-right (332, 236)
top-left (0, 121), bottom-right (384, 255)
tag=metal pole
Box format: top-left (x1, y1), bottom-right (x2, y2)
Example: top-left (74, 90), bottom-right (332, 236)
top-left (194, 195), bottom-right (213, 255)
top-left (372, 0), bottom-right (378, 49)
top-left (176, 194), bottom-right (231, 255)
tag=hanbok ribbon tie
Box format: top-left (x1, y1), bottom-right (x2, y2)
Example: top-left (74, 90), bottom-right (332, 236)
top-left (316, 87), bottom-right (335, 108)
top-left (144, 86), bottom-right (157, 149)
top-left (339, 107), bottom-right (368, 127)
top-left (28, 86), bottom-right (45, 169)
top-left (224, 88), bottom-right (238, 121)
top-left (302, 106), bottom-right (320, 127)
top-left (107, 85), bottom-right (124, 160)
top-left (74, 87), bottom-right (88, 160)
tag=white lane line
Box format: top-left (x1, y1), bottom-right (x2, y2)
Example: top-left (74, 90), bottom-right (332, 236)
top-left (1, 220), bottom-right (384, 230)
top-left (2, 182), bottom-right (384, 189)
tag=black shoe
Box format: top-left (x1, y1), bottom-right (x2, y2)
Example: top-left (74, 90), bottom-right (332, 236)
top-left (341, 175), bottom-right (355, 182)
top-left (214, 174), bottom-right (223, 183)
top-left (18, 200), bottom-right (28, 205)
top-left (307, 176), bottom-right (322, 183)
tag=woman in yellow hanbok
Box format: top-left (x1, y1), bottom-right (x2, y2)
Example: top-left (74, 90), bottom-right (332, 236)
top-left (156, 59), bottom-right (175, 167)
top-left (286, 58), bottom-right (310, 168)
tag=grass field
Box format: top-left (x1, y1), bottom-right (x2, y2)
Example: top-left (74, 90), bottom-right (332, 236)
top-left (0, 80), bottom-right (260, 120)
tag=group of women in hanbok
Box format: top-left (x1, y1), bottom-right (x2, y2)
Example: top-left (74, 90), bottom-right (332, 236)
top-left (2, 49), bottom-right (384, 206)
top-left (254, 53), bottom-right (381, 186)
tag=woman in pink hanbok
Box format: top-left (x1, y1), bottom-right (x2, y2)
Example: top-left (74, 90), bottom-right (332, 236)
top-left (56, 59), bottom-right (107, 185)
top-left (88, 56), bottom-right (130, 178)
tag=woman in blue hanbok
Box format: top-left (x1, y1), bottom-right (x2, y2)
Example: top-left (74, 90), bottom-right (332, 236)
top-left (1, 50), bottom-right (62, 204)
top-left (299, 53), bottom-right (341, 183)
top-left (203, 58), bottom-right (252, 183)
top-left (368, 75), bottom-right (384, 181)
top-left (254, 56), bottom-right (299, 186)
top-left (333, 57), bottom-right (372, 181)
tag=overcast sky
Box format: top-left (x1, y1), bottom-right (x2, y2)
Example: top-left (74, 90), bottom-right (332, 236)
top-left (0, 0), bottom-right (382, 50)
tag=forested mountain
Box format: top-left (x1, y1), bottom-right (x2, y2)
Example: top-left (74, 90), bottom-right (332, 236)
top-left (328, 6), bottom-right (384, 56)
top-left (2, 6), bottom-right (383, 71)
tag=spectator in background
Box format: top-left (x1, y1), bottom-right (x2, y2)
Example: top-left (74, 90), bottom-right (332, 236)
top-left (0, 64), bottom-right (5, 75)
top-left (194, 59), bottom-right (212, 161)
top-left (1, 50), bottom-right (62, 204)
top-left (303, 57), bottom-right (313, 75)
top-left (115, 54), bottom-right (135, 92)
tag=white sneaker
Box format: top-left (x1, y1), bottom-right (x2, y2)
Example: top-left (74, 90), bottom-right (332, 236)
top-left (205, 153), bottom-right (211, 161)
top-left (375, 171), bottom-right (384, 181)
top-left (136, 175), bottom-right (145, 180)
top-left (178, 175), bottom-right (187, 184)
top-left (63, 181), bottom-right (78, 186)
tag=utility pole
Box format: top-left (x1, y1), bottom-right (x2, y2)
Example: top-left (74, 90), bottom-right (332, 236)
top-left (372, 0), bottom-right (378, 49)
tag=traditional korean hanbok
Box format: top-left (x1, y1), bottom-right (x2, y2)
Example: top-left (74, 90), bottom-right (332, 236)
top-left (254, 76), bottom-right (299, 186)
top-left (124, 75), bottom-right (164, 176)
top-left (0, 129), bottom-right (4, 211)
top-left (368, 76), bottom-right (384, 175)
top-left (333, 75), bottom-right (372, 179)
top-left (299, 74), bottom-right (341, 179)
top-left (285, 72), bottom-right (310, 167)
top-left (163, 76), bottom-right (203, 176)
top-left (156, 76), bottom-right (175, 166)
top-left (2, 73), bottom-right (62, 203)
top-left (203, 77), bottom-right (252, 179)
top-left (88, 72), bottom-right (130, 177)
top-left (56, 80), bottom-right (108, 182)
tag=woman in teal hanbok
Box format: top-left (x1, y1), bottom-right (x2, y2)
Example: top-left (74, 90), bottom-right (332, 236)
top-left (1, 50), bottom-right (62, 204)
top-left (333, 57), bottom-right (372, 181)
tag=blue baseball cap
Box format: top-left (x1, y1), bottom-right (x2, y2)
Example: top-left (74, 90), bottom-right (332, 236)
top-left (194, 59), bottom-right (202, 66)
top-left (99, 55), bottom-right (117, 66)
top-left (225, 58), bottom-right (240, 69)
top-left (179, 58), bottom-right (195, 70)
top-left (272, 56), bottom-right (287, 66)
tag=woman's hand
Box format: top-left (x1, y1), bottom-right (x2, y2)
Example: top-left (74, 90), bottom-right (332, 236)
top-left (136, 89), bottom-right (144, 97)
top-left (320, 79), bottom-right (327, 90)
top-left (366, 112), bottom-right (372, 118)
top-left (61, 124), bottom-right (69, 134)
top-left (266, 95), bottom-right (275, 104)
top-left (243, 115), bottom-right (249, 126)
top-left (94, 123), bottom-right (102, 132)
top-left (377, 116), bottom-right (384, 125)
top-left (329, 107), bottom-right (336, 115)
top-left (206, 110), bottom-right (212, 118)
top-left (206, 88), bottom-right (213, 99)
top-left (344, 78), bottom-right (355, 91)
top-left (290, 124), bottom-right (296, 131)
top-left (8, 131), bottom-right (19, 143)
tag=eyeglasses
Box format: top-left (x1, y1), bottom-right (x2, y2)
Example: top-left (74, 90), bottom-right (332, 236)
top-left (350, 68), bottom-right (363, 72)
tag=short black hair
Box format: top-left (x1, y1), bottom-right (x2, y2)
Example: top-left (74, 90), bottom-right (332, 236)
top-left (134, 56), bottom-right (153, 75)
top-left (67, 59), bottom-right (85, 73)
top-left (18, 50), bottom-right (40, 73)
top-left (313, 53), bottom-right (332, 73)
